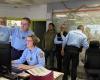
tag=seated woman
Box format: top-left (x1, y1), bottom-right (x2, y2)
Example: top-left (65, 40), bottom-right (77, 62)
top-left (12, 35), bottom-right (45, 69)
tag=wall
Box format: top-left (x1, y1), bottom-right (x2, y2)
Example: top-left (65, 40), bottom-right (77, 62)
top-left (47, 0), bottom-right (100, 20)
top-left (47, 0), bottom-right (100, 12)
top-left (47, 0), bottom-right (100, 31)
top-left (0, 4), bottom-right (47, 19)
top-left (28, 4), bottom-right (47, 19)
top-left (0, 4), bottom-right (29, 18)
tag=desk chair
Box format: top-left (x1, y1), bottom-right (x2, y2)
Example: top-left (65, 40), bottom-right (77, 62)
top-left (84, 41), bottom-right (100, 80)
top-left (30, 71), bottom-right (53, 80)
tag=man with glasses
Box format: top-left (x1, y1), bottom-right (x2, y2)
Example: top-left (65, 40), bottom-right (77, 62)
top-left (11, 17), bottom-right (34, 60)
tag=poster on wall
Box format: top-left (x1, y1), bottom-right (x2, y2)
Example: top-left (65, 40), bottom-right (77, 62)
top-left (7, 20), bottom-right (21, 28)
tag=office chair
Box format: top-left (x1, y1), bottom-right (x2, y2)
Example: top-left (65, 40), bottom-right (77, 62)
top-left (30, 71), bottom-right (54, 80)
top-left (84, 41), bottom-right (100, 80)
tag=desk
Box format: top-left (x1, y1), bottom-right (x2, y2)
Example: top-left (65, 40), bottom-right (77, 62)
top-left (0, 77), bottom-right (9, 80)
top-left (12, 64), bottom-right (64, 80)
top-left (17, 71), bottom-right (63, 80)
top-left (54, 71), bottom-right (63, 80)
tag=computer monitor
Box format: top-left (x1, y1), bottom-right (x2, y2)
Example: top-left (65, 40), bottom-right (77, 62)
top-left (0, 43), bottom-right (11, 74)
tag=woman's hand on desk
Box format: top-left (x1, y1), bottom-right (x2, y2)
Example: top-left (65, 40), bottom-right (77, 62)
top-left (12, 60), bottom-right (17, 64)
top-left (17, 64), bottom-right (34, 70)
top-left (12, 60), bottom-right (34, 70)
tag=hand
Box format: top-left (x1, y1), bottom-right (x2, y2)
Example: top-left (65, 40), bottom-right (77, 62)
top-left (61, 49), bottom-right (64, 56)
top-left (11, 60), bottom-right (17, 64)
top-left (79, 52), bottom-right (85, 64)
top-left (17, 64), bottom-right (34, 70)
top-left (61, 32), bottom-right (63, 35)
top-left (43, 48), bottom-right (46, 51)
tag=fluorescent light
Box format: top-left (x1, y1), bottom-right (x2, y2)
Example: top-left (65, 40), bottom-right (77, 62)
top-left (67, 19), bottom-right (76, 20)
top-left (56, 14), bottom-right (66, 18)
top-left (87, 4), bottom-right (100, 7)
top-left (76, 13), bottom-right (88, 17)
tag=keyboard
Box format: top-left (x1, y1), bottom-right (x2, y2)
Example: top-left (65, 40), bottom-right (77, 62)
top-left (0, 73), bottom-right (17, 80)
top-left (12, 66), bottom-right (23, 74)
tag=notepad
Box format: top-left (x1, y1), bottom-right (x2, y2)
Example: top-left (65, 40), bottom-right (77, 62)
top-left (27, 67), bottom-right (51, 76)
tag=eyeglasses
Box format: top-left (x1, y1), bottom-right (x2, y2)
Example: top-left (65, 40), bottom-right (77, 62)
top-left (21, 22), bottom-right (29, 26)
top-left (26, 40), bottom-right (33, 42)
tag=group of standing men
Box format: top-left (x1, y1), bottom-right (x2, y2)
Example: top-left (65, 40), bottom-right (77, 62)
top-left (43, 23), bottom-right (89, 80)
top-left (0, 16), bottom-right (89, 80)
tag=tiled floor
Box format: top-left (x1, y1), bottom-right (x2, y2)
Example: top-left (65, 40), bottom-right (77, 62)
top-left (77, 78), bottom-right (86, 80)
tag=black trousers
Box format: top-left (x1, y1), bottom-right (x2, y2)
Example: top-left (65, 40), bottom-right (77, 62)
top-left (11, 47), bottom-right (24, 60)
top-left (56, 44), bottom-right (63, 72)
top-left (45, 49), bottom-right (56, 69)
top-left (63, 46), bottom-right (79, 80)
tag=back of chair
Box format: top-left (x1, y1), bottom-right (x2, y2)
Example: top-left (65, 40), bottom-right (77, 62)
top-left (30, 71), bottom-right (54, 80)
top-left (89, 41), bottom-right (99, 48)
top-left (84, 41), bottom-right (100, 69)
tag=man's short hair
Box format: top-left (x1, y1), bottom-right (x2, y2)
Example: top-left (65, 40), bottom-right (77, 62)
top-left (77, 25), bottom-right (84, 29)
top-left (22, 17), bottom-right (31, 24)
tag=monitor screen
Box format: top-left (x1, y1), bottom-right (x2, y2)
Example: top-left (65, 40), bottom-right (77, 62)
top-left (0, 43), bottom-right (11, 74)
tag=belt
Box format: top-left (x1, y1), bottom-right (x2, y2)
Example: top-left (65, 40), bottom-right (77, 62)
top-left (65, 45), bottom-right (80, 53)
top-left (66, 45), bottom-right (79, 49)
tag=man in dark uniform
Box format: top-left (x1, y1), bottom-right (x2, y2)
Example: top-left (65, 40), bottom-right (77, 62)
top-left (61, 25), bottom-right (89, 80)
top-left (54, 24), bottom-right (67, 71)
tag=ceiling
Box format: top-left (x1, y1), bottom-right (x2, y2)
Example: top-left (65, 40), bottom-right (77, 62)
top-left (0, 0), bottom-right (69, 6)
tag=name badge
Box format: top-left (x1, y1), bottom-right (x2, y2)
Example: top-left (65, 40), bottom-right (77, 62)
top-left (22, 36), bottom-right (25, 39)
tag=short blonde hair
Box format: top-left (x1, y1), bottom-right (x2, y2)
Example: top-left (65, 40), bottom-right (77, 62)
top-left (27, 35), bottom-right (40, 46)
top-left (0, 17), bottom-right (7, 25)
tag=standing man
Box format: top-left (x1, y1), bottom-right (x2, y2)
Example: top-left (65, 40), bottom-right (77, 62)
top-left (0, 17), bottom-right (10, 43)
top-left (0, 17), bottom-right (11, 73)
top-left (54, 24), bottom-right (68, 72)
top-left (11, 17), bottom-right (34, 60)
top-left (42, 23), bottom-right (56, 69)
top-left (62, 25), bottom-right (89, 80)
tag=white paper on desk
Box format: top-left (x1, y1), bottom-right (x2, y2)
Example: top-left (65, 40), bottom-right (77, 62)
top-left (53, 71), bottom-right (64, 79)
top-left (27, 67), bottom-right (51, 76)
top-left (0, 77), bottom-right (9, 80)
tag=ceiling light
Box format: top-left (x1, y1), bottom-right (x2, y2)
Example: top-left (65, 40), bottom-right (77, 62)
top-left (56, 14), bottom-right (67, 18)
top-left (87, 4), bottom-right (100, 7)
top-left (67, 19), bottom-right (76, 20)
top-left (76, 13), bottom-right (89, 17)
top-left (5, 0), bottom-right (24, 3)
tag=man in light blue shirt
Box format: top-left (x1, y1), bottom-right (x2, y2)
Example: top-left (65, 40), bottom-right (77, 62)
top-left (11, 17), bottom-right (34, 60)
top-left (0, 26), bottom-right (10, 43)
top-left (62, 25), bottom-right (89, 80)
top-left (0, 17), bottom-right (10, 44)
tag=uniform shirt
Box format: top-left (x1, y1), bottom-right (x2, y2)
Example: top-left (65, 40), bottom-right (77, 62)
top-left (54, 32), bottom-right (67, 44)
top-left (0, 25), bottom-right (10, 43)
top-left (62, 30), bottom-right (89, 49)
top-left (10, 27), bottom-right (34, 50)
top-left (14, 47), bottom-right (45, 67)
